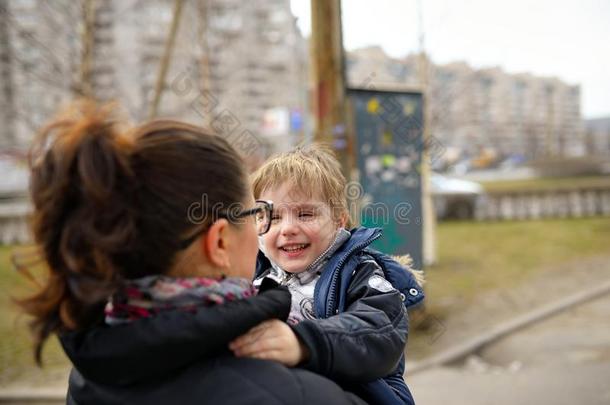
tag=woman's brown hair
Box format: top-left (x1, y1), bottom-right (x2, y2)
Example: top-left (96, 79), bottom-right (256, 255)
top-left (18, 101), bottom-right (249, 364)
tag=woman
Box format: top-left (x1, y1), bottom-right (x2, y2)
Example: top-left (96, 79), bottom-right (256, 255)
top-left (18, 102), bottom-right (365, 404)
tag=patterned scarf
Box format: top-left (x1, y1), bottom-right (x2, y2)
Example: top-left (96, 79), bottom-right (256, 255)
top-left (105, 275), bottom-right (257, 325)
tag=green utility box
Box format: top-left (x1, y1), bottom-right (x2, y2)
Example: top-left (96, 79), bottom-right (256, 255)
top-left (348, 88), bottom-right (424, 268)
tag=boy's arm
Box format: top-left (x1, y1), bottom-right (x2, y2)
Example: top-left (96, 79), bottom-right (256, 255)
top-left (292, 259), bottom-right (408, 382)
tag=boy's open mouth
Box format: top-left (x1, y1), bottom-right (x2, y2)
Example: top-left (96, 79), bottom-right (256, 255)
top-left (280, 243), bottom-right (310, 253)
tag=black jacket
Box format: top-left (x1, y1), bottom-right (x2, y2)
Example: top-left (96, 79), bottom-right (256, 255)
top-left (60, 285), bottom-right (366, 405)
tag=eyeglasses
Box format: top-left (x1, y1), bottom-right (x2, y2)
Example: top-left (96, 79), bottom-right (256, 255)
top-left (236, 200), bottom-right (273, 236)
top-left (180, 199), bottom-right (273, 249)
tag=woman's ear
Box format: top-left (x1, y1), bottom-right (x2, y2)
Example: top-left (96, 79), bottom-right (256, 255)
top-left (200, 219), bottom-right (231, 269)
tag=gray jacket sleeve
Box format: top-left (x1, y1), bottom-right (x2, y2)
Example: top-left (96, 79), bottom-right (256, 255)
top-left (291, 258), bottom-right (408, 382)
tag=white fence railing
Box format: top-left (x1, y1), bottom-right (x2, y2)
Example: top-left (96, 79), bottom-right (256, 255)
top-left (475, 188), bottom-right (610, 221)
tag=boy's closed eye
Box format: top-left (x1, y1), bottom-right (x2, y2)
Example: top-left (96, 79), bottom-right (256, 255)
top-left (270, 209), bottom-right (318, 224)
top-left (271, 214), bottom-right (281, 224)
top-left (297, 210), bottom-right (316, 220)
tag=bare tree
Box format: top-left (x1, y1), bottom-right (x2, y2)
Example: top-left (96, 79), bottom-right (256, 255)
top-left (148, 0), bottom-right (185, 120)
top-left (197, 0), bottom-right (212, 128)
top-left (79, 0), bottom-right (96, 98)
top-left (0, 2), bottom-right (16, 146)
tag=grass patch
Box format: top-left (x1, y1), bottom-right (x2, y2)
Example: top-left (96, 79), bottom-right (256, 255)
top-left (481, 175), bottom-right (610, 193)
top-left (0, 246), bottom-right (71, 386)
top-left (424, 217), bottom-right (610, 305)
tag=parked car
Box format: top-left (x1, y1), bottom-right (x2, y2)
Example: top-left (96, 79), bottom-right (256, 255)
top-left (430, 173), bottom-right (484, 220)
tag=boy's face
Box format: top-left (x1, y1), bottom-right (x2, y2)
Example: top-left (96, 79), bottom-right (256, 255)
top-left (259, 183), bottom-right (344, 274)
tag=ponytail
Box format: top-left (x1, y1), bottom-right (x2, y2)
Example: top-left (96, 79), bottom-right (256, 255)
top-left (19, 101), bottom-right (136, 364)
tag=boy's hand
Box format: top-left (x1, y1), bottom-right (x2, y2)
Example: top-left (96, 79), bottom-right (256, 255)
top-left (229, 319), bottom-right (309, 367)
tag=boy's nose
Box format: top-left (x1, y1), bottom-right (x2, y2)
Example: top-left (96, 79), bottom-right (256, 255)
top-left (279, 218), bottom-right (299, 236)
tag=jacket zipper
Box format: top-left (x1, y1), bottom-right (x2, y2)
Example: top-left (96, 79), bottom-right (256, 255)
top-left (325, 231), bottom-right (382, 318)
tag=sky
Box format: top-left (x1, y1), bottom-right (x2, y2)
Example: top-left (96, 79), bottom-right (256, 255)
top-left (290, 0), bottom-right (610, 119)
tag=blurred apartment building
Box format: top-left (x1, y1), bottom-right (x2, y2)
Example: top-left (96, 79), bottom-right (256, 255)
top-left (585, 117), bottom-right (610, 156)
top-left (0, 0), bottom-right (307, 156)
top-left (347, 46), bottom-right (585, 162)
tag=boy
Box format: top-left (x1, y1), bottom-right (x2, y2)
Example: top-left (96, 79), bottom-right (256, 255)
top-left (230, 145), bottom-right (423, 405)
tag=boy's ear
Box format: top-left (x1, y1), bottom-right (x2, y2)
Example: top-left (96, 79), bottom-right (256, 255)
top-left (200, 219), bottom-right (231, 269)
top-left (337, 211), bottom-right (349, 229)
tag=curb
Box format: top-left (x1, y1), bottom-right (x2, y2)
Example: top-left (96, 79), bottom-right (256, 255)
top-left (406, 278), bottom-right (610, 376)
top-left (0, 388), bottom-right (65, 403)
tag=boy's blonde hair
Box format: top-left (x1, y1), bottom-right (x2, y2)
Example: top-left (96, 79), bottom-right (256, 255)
top-left (251, 144), bottom-right (348, 222)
